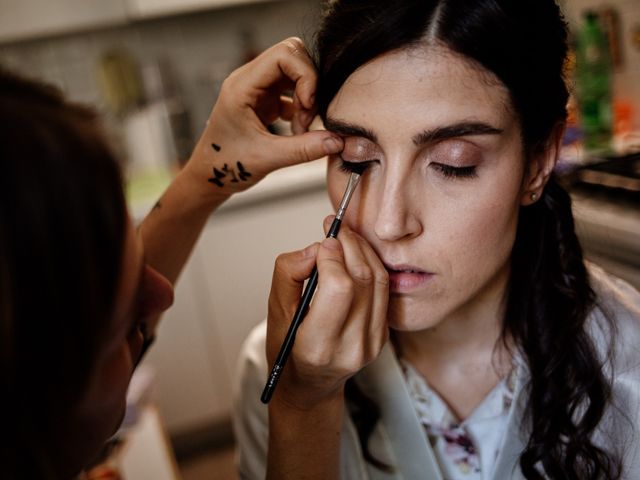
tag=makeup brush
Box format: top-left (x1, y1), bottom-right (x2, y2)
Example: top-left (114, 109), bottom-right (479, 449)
top-left (261, 168), bottom-right (364, 404)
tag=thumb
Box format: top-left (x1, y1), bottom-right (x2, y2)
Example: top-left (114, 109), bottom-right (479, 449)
top-left (269, 130), bottom-right (343, 167)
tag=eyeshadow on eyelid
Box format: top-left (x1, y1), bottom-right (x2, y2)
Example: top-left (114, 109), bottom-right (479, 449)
top-left (342, 137), bottom-right (378, 160)
top-left (430, 141), bottom-right (481, 166)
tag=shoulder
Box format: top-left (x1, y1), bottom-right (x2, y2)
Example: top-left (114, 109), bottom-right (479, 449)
top-left (556, 265), bottom-right (640, 475)
top-left (236, 320), bottom-right (269, 377)
top-left (233, 320), bottom-right (268, 417)
top-left (588, 262), bottom-right (640, 320)
top-left (232, 321), bottom-right (269, 480)
top-left (587, 264), bottom-right (640, 408)
top-left (586, 262), bottom-right (640, 373)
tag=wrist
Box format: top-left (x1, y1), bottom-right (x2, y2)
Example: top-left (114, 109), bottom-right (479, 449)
top-left (270, 382), bottom-right (346, 414)
top-left (177, 156), bottom-right (232, 211)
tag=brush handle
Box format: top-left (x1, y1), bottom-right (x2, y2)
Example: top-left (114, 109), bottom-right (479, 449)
top-left (260, 217), bottom-right (342, 404)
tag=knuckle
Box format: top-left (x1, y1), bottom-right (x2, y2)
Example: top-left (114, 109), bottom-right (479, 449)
top-left (272, 251), bottom-right (295, 278)
top-left (281, 36), bottom-right (305, 56)
top-left (296, 142), bottom-right (313, 162)
top-left (375, 268), bottom-right (390, 287)
top-left (351, 263), bottom-right (373, 283)
top-left (303, 345), bottom-right (332, 369)
top-left (323, 275), bottom-right (354, 300)
top-left (351, 349), bottom-right (367, 369)
top-left (337, 349), bottom-right (366, 373)
top-left (273, 251), bottom-right (290, 269)
top-left (218, 77), bottom-right (234, 99)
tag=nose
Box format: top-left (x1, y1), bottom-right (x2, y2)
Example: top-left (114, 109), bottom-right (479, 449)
top-left (137, 264), bottom-right (174, 320)
top-left (373, 174), bottom-right (422, 242)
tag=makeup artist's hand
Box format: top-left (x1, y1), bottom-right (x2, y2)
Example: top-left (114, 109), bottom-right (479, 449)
top-left (264, 220), bottom-right (389, 479)
top-left (140, 37), bottom-right (344, 291)
top-left (181, 37), bottom-right (344, 201)
top-left (266, 218), bottom-right (390, 408)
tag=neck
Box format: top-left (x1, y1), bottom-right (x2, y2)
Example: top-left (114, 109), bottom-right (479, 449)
top-left (394, 263), bottom-right (512, 374)
top-left (393, 264), bottom-right (514, 420)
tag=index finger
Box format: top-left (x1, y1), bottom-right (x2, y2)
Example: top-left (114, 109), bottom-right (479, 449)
top-left (245, 37), bottom-right (317, 110)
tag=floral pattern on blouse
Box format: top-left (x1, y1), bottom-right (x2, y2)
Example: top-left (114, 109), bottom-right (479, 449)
top-left (400, 360), bottom-right (518, 480)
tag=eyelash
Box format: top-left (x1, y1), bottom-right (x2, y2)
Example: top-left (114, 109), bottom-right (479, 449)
top-left (340, 158), bottom-right (477, 181)
top-left (339, 158), bottom-right (375, 174)
top-left (430, 163), bottom-right (477, 179)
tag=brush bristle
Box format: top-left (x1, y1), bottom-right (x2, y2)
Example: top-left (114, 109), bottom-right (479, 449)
top-left (350, 163), bottom-right (367, 175)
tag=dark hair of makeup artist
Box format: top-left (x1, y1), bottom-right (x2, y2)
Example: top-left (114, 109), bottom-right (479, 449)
top-left (314, 1), bottom-right (620, 479)
top-left (0, 68), bottom-right (126, 478)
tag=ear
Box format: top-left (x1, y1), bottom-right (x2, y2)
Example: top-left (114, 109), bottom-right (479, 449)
top-left (520, 123), bottom-right (564, 206)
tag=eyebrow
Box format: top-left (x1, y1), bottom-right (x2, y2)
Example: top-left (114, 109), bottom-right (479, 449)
top-left (324, 117), bottom-right (502, 146)
top-left (323, 118), bottom-right (378, 143)
top-left (412, 122), bottom-right (503, 145)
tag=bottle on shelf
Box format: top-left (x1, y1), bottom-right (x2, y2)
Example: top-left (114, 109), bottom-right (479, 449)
top-left (575, 10), bottom-right (613, 153)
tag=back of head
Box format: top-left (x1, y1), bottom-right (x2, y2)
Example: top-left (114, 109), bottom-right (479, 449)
top-left (0, 68), bottom-right (126, 478)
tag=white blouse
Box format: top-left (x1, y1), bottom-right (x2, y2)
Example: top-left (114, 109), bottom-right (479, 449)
top-left (400, 360), bottom-right (518, 480)
top-left (233, 264), bottom-right (640, 479)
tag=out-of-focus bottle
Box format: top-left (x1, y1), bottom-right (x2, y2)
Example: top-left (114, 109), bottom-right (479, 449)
top-left (575, 10), bottom-right (612, 152)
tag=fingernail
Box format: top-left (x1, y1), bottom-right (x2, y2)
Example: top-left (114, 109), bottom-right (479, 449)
top-left (323, 135), bottom-right (343, 153)
top-left (322, 237), bottom-right (341, 251)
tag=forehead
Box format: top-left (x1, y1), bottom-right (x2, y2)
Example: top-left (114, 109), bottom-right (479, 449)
top-left (327, 45), bottom-right (514, 135)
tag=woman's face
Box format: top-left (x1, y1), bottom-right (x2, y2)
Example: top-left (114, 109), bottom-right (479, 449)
top-left (326, 46), bottom-right (530, 332)
top-left (65, 216), bottom-right (174, 471)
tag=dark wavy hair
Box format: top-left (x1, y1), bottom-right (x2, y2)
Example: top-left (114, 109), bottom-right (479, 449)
top-left (314, 1), bottom-right (620, 478)
top-left (0, 68), bottom-right (127, 478)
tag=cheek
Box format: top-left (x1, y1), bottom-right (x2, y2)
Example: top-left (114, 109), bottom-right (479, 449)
top-left (435, 179), bottom-right (521, 284)
top-left (79, 345), bottom-right (133, 432)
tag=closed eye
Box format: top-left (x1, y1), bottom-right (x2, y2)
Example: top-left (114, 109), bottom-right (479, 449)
top-left (339, 158), bottom-right (376, 175)
top-left (431, 163), bottom-right (477, 179)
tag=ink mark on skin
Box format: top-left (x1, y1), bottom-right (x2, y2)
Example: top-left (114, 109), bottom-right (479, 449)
top-left (212, 143), bottom-right (221, 152)
top-left (224, 163), bottom-right (239, 183)
top-left (238, 161), bottom-right (252, 181)
top-left (207, 161), bottom-right (253, 188)
top-left (208, 177), bottom-right (225, 187)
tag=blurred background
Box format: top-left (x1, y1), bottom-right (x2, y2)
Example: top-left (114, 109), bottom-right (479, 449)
top-left (0, 0), bottom-right (638, 479)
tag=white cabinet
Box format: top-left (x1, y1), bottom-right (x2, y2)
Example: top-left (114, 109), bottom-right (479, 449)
top-left (196, 186), bottom-right (332, 401)
top-left (142, 161), bottom-right (332, 434)
top-left (141, 247), bottom-right (233, 433)
top-left (0, 0), bottom-right (128, 43)
top-left (0, 0), bottom-right (283, 43)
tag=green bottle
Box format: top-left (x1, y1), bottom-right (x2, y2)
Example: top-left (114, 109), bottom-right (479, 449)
top-left (576, 11), bottom-right (612, 152)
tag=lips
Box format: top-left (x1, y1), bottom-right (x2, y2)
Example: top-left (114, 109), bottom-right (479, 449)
top-left (384, 263), bottom-right (434, 293)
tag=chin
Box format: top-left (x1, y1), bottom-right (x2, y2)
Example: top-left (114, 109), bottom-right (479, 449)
top-left (387, 297), bottom-right (443, 332)
top-left (387, 310), bottom-right (441, 332)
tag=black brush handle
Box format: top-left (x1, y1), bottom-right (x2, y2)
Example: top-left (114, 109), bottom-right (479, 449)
top-left (260, 217), bottom-right (342, 404)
